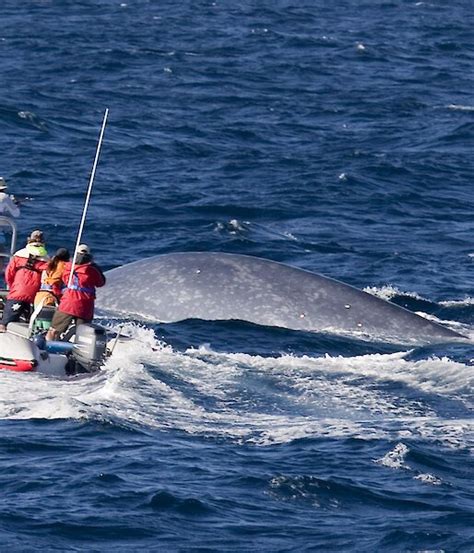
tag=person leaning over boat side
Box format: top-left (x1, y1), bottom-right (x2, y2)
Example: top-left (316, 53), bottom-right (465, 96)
top-left (46, 244), bottom-right (106, 341)
top-left (0, 177), bottom-right (20, 218)
top-left (0, 230), bottom-right (48, 332)
top-left (0, 177), bottom-right (21, 273)
top-left (34, 248), bottom-right (70, 308)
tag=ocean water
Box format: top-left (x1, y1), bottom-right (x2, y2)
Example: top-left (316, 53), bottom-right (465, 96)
top-left (1, 0), bottom-right (473, 550)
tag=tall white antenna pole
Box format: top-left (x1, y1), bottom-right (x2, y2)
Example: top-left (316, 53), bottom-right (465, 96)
top-left (68, 108), bottom-right (109, 288)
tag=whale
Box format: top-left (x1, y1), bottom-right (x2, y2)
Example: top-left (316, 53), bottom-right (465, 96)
top-left (97, 252), bottom-right (467, 345)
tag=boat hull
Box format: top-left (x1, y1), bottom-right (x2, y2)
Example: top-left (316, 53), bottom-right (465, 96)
top-left (0, 332), bottom-right (38, 372)
top-left (0, 358), bottom-right (36, 372)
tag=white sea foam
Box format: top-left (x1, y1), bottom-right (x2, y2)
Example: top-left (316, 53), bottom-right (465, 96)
top-left (414, 473), bottom-right (442, 485)
top-left (214, 219), bottom-right (249, 234)
top-left (447, 104), bottom-right (474, 112)
top-left (363, 287), bottom-right (474, 337)
top-left (439, 296), bottom-right (474, 307)
top-left (0, 324), bottom-right (472, 449)
top-left (376, 445), bottom-right (443, 485)
top-left (376, 443), bottom-right (409, 468)
top-left (363, 284), bottom-right (426, 301)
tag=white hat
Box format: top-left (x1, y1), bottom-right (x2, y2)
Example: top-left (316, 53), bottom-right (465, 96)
top-left (0, 177), bottom-right (7, 191)
top-left (77, 244), bottom-right (90, 254)
top-left (28, 229), bottom-right (45, 244)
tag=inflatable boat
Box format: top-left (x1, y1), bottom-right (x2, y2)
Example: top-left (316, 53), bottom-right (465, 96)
top-left (0, 312), bottom-right (110, 375)
top-left (0, 216), bottom-right (123, 376)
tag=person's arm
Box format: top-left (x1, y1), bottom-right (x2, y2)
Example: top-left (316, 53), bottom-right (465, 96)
top-left (91, 264), bottom-right (106, 287)
top-left (61, 266), bottom-right (71, 286)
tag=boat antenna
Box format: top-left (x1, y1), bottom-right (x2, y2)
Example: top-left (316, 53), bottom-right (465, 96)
top-left (68, 108), bottom-right (109, 288)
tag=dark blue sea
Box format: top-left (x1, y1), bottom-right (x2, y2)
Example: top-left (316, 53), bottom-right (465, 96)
top-left (1, 0), bottom-right (473, 550)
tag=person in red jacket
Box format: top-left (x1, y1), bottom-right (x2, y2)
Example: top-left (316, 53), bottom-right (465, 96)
top-left (46, 244), bottom-right (106, 340)
top-left (0, 229), bottom-right (48, 332)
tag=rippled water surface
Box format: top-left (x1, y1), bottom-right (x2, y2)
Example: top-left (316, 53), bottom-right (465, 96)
top-left (0, 1), bottom-right (473, 551)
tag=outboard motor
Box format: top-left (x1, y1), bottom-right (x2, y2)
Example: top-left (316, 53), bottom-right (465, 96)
top-left (71, 324), bottom-right (107, 373)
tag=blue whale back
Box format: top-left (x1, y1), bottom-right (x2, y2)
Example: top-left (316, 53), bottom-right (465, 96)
top-left (97, 252), bottom-right (466, 345)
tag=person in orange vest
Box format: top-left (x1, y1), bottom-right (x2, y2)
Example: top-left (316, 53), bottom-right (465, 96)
top-left (34, 248), bottom-right (70, 308)
top-left (46, 244), bottom-right (106, 340)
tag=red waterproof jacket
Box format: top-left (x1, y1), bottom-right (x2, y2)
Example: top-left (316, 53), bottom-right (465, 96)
top-left (5, 247), bottom-right (49, 303)
top-left (58, 261), bottom-right (106, 320)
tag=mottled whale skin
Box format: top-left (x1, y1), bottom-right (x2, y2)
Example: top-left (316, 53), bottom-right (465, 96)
top-left (97, 252), bottom-right (466, 345)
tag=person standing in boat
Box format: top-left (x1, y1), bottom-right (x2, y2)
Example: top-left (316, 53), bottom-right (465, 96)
top-left (0, 230), bottom-right (48, 332)
top-left (34, 248), bottom-right (70, 308)
top-left (46, 244), bottom-right (106, 340)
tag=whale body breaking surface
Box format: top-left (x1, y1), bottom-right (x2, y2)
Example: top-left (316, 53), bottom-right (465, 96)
top-left (97, 252), bottom-right (466, 345)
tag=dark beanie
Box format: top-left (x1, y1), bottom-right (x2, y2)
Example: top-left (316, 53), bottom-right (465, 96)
top-left (55, 248), bottom-right (70, 261)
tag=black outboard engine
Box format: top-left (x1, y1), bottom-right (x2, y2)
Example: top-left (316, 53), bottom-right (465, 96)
top-left (70, 324), bottom-right (107, 374)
